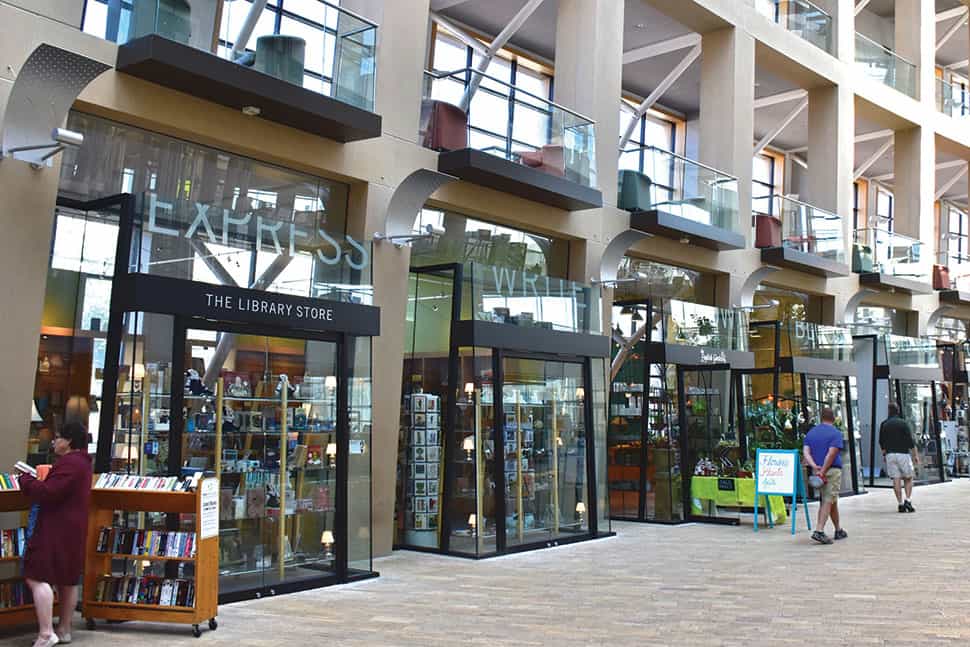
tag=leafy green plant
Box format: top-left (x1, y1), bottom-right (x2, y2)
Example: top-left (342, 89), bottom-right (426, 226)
top-left (745, 402), bottom-right (802, 452)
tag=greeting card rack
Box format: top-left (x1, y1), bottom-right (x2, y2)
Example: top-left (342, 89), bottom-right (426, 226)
top-left (82, 479), bottom-right (219, 638)
top-left (0, 490), bottom-right (60, 628)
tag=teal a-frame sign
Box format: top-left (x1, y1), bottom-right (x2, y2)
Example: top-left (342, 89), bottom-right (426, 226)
top-left (753, 449), bottom-right (811, 535)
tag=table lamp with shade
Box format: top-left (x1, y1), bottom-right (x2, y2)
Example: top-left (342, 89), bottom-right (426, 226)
top-left (320, 530), bottom-right (335, 559)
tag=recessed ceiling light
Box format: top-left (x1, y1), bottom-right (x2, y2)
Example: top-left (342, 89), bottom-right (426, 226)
top-left (634, 23), bottom-right (646, 29)
top-left (241, 106), bottom-right (261, 116)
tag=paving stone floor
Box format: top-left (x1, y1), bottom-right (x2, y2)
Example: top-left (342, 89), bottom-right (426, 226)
top-left (4, 480), bottom-right (970, 646)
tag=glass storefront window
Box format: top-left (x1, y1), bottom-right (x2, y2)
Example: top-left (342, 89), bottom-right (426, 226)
top-left (613, 256), bottom-right (712, 304)
top-left (411, 208), bottom-right (569, 279)
top-left (897, 382), bottom-right (943, 484)
top-left (653, 300), bottom-right (749, 352)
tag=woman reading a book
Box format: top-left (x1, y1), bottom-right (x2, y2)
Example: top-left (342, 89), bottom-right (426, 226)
top-left (16, 421), bottom-right (92, 647)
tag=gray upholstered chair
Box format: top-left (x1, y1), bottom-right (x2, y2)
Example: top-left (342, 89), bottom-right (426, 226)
top-left (617, 170), bottom-right (652, 212)
top-left (255, 35), bottom-right (307, 85)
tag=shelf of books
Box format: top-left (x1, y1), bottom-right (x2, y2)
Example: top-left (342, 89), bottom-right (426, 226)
top-left (0, 478), bottom-right (61, 628)
top-left (83, 475), bottom-right (219, 638)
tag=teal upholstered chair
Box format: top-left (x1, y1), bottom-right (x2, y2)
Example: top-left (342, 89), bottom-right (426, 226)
top-left (617, 170), bottom-right (653, 212)
top-left (255, 35), bottom-right (307, 86)
top-left (852, 243), bottom-right (874, 273)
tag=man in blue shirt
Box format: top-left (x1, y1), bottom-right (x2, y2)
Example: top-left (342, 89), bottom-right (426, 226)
top-left (802, 407), bottom-right (846, 545)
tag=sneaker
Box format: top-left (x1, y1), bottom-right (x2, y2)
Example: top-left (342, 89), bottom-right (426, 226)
top-left (54, 632), bottom-right (70, 645)
top-left (834, 528), bottom-right (848, 540)
top-left (898, 503), bottom-right (906, 513)
top-left (31, 634), bottom-right (59, 647)
top-left (904, 500), bottom-right (915, 513)
top-left (811, 530), bottom-right (833, 545)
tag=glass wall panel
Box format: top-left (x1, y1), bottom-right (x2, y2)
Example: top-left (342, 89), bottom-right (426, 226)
top-left (348, 337), bottom-right (372, 573)
top-left (449, 347), bottom-right (496, 556)
top-left (179, 330), bottom-right (341, 594)
top-left (649, 364), bottom-right (682, 522)
top-left (608, 342), bottom-right (644, 520)
top-left (397, 269), bottom-right (454, 550)
top-left (591, 357), bottom-right (609, 534)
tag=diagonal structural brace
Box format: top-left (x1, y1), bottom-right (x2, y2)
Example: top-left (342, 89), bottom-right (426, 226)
top-left (619, 44), bottom-right (701, 150)
top-left (753, 98), bottom-right (808, 156)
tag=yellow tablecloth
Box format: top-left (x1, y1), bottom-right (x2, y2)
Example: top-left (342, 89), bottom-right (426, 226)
top-left (690, 477), bottom-right (787, 524)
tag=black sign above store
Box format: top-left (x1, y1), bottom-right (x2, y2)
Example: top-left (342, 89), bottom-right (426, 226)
top-left (113, 273), bottom-right (380, 337)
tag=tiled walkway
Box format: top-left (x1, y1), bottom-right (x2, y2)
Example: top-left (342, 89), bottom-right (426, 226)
top-left (4, 480), bottom-right (970, 646)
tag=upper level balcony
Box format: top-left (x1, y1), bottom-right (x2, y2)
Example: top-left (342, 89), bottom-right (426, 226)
top-left (421, 68), bottom-right (602, 211)
top-left (854, 33), bottom-right (917, 99)
top-left (618, 147), bottom-right (744, 250)
top-left (755, 196), bottom-right (849, 277)
top-left (937, 77), bottom-right (970, 118)
top-left (936, 238), bottom-right (970, 305)
top-left (853, 228), bottom-right (932, 294)
top-left (108, 0), bottom-right (381, 141)
top-left (757, 0), bottom-right (834, 55)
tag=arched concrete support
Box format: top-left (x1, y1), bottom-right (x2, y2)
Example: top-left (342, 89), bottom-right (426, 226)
top-left (737, 266), bottom-right (780, 308)
top-left (382, 169), bottom-right (455, 239)
top-left (599, 229), bottom-right (650, 282)
top-left (841, 288), bottom-right (878, 324)
top-left (1, 44), bottom-right (110, 165)
top-left (926, 306), bottom-right (958, 335)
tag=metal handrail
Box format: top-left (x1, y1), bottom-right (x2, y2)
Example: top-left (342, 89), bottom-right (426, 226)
top-left (627, 144), bottom-right (739, 181)
top-left (854, 32), bottom-right (916, 68)
top-left (766, 0), bottom-right (832, 19)
top-left (424, 68), bottom-right (596, 125)
top-left (854, 227), bottom-right (923, 246)
top-left (768, 194), bottom-right (840, 218)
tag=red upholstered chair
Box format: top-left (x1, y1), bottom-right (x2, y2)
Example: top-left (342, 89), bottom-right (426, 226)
top-left (420, 99), bottom-right (468, 151)
top-left (754, 214), bottom-right (782, 248)
top-left (933, 264), bottom-right (951, 290)
top-left (517, 145), bottom-right (566, 177)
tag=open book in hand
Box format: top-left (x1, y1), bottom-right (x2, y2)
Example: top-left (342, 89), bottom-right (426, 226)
top-left (13, 462), bottom-right (36, 478)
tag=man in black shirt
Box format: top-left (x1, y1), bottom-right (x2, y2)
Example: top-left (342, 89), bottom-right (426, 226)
top-left (879, 403), bottom-right (919, 513)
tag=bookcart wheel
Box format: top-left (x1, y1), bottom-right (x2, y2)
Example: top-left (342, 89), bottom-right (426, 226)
top-left (192, 624), bottom-right (202, 638)
top-left (209, 618), bottom-right (218, 631)
top-left (86, 618), bottom-right (96, 630)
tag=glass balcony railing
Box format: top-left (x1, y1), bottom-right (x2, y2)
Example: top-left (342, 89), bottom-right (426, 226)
top-left (422, 69), bottom-right (597, 188)
top-left (885, 335), bottom-right (940, 369)
top-left (758, 0), bottom-right (833, 54)
top-left (936, 77), bottom-right (970, 118)
top-left (854, 33), bottom-right (917, 98)
top-left (652, 299), bottom-right (749, 352)
top-left (781, 321), bottom-right (853, 362)
top-left (618, 146), bottom-right (742, 236)
top-left (464, 263), bottom-right (601, 335)
top-left (756, 195), bottom-right (845, 264)
top-left (107, 0), bottom-right (377, 111)
top-left (853, 228), bottom-right (931, 284)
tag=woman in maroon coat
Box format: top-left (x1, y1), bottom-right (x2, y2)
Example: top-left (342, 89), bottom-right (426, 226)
top-left (17, 421), bottom-right (92, 647)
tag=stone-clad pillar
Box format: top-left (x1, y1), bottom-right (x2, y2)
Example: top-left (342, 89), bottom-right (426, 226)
top-left (807, 84), bottom-right (854, 254)
top-left (893, 126), bottom-right (935, 253)
top-left (699, 27), bottom-right (755, 247)
top-left (341, 0), bottom-right (432, 142)
top-left (554, 0), bottom-right (625, 206)
top-left (895, 0), bottom-right (934, 105)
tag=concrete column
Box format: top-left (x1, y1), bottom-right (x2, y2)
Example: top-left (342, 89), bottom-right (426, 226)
top-left (699, 27), bottom-right (755, 246)
top-left (806, 84), bottom-right (854, 255)
top-left (816, 0), bottom-right (854, 62)
top-left (894, 0), bottom-right (934, 104)
top-left (554, 0), bottom-right (625, 205)
top-left (893, 126), bottom-right (935, 252)
top-left (341, 0), bottom-right (432, 142)
top-left (0, 162), bottom-right (62, 472)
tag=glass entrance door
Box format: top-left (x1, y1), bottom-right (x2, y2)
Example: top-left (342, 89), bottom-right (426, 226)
top-left (679, 368), bottom-right (742, 523)
top-left (897, 381), bottom-right (945, 484)
top-left (501, 357), bottom-right (589, 548)
top-left (803, 376), bottom-right (857, 494)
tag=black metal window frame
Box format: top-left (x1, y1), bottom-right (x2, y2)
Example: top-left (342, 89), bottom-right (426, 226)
top-left (430, 33), bottom-right (556, 161)
top-left (752, 153), bottom-right (777, 217)
top-left (623, 112), bottom-right (677, 198)
top-left (946, 204), bottom-right (970, 265)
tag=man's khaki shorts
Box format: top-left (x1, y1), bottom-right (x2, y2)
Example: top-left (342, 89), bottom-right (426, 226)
top-left (885, 452), bottom-right (915, 479)
top-left (820, 468), bottom-right (842, 503)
